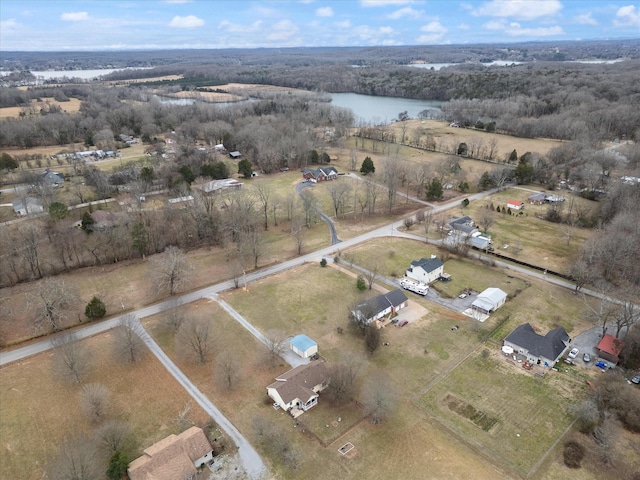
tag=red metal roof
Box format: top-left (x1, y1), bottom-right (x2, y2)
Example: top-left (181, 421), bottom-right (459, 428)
top-left (596, 334), bottom-right (625, 356)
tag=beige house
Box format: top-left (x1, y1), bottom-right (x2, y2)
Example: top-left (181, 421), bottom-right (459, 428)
top-left (267, 361), bottom-right (329, 417)
top-left (128, 426), bottom-right (214, 480)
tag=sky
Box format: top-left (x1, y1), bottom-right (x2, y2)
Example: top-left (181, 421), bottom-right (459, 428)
top-left (0, 0), bottom-right (638, 51)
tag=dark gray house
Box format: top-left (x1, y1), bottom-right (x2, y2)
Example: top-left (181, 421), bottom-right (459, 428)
top-left (448, 216), bottom-right (478, 236)
top-left (503, 323), bottom-right (570, 366)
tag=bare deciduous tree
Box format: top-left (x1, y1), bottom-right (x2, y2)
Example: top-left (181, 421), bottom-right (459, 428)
top-left (326, 181), bottom-right (352, 218)
top-left (254, 182), bottom-right (271, 231)
top-left (177, 317), bottom-right (215, 364)
top-left (30, 277), bottom-right (73, 332)
top-left (46, 436), bottom-right (100, 480)
top-left (326, 353), bottom-right (362, 405)
top-left (52, 333), bottom-right (92, 384)
top-left (361, 373), bottom-right (396, 424)
top-left (214, 350), bottom-right (241, 391)
top-left (363, 259), bottom-right (381, 290)
top-left (114, 314), bottom-right (146, 363)
top-left (161, 298), bottom-right (186, 333)
top-left (365, 324), bottom-right (381, 354)
top-left (151, 245), bottom-right (192, 295)
top-left (477, 208), bottom-right (496, 234)
top-left (80, 383), bottom-right (110, 423)
top-left (96, 421), bottom-right (134, 453)
top-left (264, 329), bottom-right (287, 366)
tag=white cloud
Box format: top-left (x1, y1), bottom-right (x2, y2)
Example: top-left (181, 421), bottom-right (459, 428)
top-left (457, 23), bottom-right (470, 30)
top-left (267, 19), bottom-right (299, 42)
top-left (614, 5), bottom-right (640, 26)
top-left (218, 19), bottom-right (262, 34)
top-left (417, 21), bottom-right (447, 43)
top-left (387, 7), bottom-right (423, 19)
top-left (421, 21), bottom-right (447, 34)
top-left (353, 25), bottom-right (397, 42)
top-left (473, 0), bottom-right (562, 20)
top-left (316, 6), bottom-right (334, 17)
top-left (61, 12), bottom-right (89, 22)
top-left (0, 19), bottom-right (19, 31)
top-left (361, 0), bottom-right (415, 7)
top-left (575, 13), bottom-right (598, 26)
top-left (169, 15), bottom-right (204, 28)
top-left (506, 24), bottom-right (564, 36)
top-left (334, 20), bottom-right (352, 28)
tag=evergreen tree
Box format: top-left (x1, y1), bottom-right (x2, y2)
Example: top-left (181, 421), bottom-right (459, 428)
top-left (426, 178), bottom-right (443, 200)
top-left (360, 156), bottom-right (375, 175)
top-left (356, 275), bottom-right (367, 291)
top-left (49, 202), bottom-right (69, 220)
top-left (81, 211), bottom-right (96, 234)
top-left (0, 152), bottom-right (18, 171)
top-left (509, 149), bottom-right (518, 163)
top-left (478, 171), bottom-right (495, 191)
top-left (238, 159), bottom-right (253, 178)
top-left (131, 222), bottom-right (149, 257)
top-left (514, 158), bottom-right (535, 184)
top-left (85, 296), bottom-right (106, 320)
top-left (457, 143), bottom-right (468, 156)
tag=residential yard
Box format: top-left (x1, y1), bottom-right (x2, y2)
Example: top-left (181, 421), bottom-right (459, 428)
top-left (0, 332), bottom-right (209, 480)
top-left (418, 349), bottom-right (579, 477)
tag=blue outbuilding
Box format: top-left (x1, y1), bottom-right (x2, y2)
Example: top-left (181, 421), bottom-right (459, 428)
top-left (289, 334), bottom-right (318, 359)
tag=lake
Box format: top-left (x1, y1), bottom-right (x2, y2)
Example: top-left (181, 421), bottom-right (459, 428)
top-left (329, 92), bottom-right (443, 125)
top-left (30, 67), bottom-right (150, 81)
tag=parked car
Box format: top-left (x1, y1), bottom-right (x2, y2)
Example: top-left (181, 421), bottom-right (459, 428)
top-left (583, 353), bottom-right (591, 363)
top-left (595, 360), bottom-right (607, 370)
top-left (632, 374), bottom-right (640, 384)
top-left (458, 293), bottom-right (467, 299)
top-left (398, 320), bottom-right (408, 328)
top-left (568, 347), bottom-right (579, 359)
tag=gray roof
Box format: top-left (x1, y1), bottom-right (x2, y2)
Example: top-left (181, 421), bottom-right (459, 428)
top-left (449, 216), bottom-right (477, 234)
top-left (302, 166), bottom-right (338, 178)
top-left (409, 257), bottom-right (443, 274)
top-left (504, 323), bottom-right (570, 362)
top-left (358, 289), bottom-right (408, 318)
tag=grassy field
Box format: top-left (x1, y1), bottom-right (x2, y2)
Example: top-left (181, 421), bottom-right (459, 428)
top-left (0, 97), bottom-right (82, 120)
top-left (219, 246), bottom-right (595, 478)
top-left (0, 332), bottom-right (209, 480)
top-left (418, 349), bottom-right (579, 476)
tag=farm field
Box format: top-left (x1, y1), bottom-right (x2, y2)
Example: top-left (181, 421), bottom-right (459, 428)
top-left (0, 97), bottom-right (82, 119)
top-left (0, 331), bottom-right (209, 480)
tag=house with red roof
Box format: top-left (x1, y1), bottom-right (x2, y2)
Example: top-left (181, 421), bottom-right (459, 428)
top-left (506, 200), bottom-right (524, 210)
top-left (596, 334), bottom-right (625, 364)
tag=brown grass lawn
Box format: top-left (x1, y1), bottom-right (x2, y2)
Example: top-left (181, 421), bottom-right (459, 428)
top-left (418, 349), bottom-right (578, 476)
top-left (388, 119), bottom-right (565, 159)
top-left (149, 296), bottom-right (511, 479)
top-left (0, 97), bottom-right (82, 120)
top-left (462, 187), bottom-right (598, 273)
top-left (0, 332), bottom-right (209, 480)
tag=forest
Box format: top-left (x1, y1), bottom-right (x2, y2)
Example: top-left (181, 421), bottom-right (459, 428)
top-left (1, 40), bottom-right (639, 318)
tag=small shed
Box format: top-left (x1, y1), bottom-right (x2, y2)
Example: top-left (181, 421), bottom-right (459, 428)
top-left (596, 334), bottom-right (625, 364)
top-left (228, 151), bottom-right (242, 159)
top-left (290, 334), bottom-right (318, 359)
top-left (506, 200), bottom-right (524, 210)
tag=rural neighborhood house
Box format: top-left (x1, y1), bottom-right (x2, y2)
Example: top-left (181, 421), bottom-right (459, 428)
top-left (127, 426), bottom-right (214, 480)
top-left (267, 361), bottom-right (330, 417)
top-left (405, 256), bottom-right (444, 284)
top-left (301, 166), bottom-right (338, 182)
top-left (503, 323), bottom-right (571, 366)
top-left (353, 289), bottom-right (409, 324)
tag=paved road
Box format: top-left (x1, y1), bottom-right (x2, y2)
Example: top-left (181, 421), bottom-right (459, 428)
top-left (133, 318), bottom-right (267, 480)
